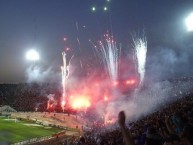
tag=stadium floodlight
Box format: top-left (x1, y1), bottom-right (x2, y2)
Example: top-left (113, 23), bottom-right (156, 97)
top-left (185, 12), bottom-right (193, 31)
top-left (26, 49), bottom-right (40, 61)
top-left (92, 6), bottom-right (96, 12)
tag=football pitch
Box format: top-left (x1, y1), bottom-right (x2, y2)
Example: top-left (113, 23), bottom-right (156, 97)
top-left (0, 116), bottom-right (62, 144)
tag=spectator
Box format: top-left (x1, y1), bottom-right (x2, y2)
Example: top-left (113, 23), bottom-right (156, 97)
top-left (118, 111), bottom-right (134, 145)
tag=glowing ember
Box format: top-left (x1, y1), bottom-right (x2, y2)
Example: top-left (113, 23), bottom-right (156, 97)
top-left (104, 96), bottom-right (108, 101)
top-left (63, 37), bottom-right (67, 41)
top-left (65, 47), bottom-right (70, 52)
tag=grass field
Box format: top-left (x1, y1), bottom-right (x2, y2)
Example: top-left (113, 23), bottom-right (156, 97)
top-left (0, 116), bottom-right (62, 144)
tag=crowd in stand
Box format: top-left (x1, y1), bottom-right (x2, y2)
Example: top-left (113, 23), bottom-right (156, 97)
top-left (0, 83), bottom-right (60, 111)
top-left (1, 81), bottom-right (193, 145)
top-left (72, 95), bottom-right (193, 145)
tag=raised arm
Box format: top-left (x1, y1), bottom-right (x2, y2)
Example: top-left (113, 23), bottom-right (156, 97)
top-left (118, 111), bottom-right (134, 145)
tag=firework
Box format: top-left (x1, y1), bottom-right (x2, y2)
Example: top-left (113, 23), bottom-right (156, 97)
top-left (61, 52), bottom-right (67, 111)
top-left (96, 34), bottom-right (120, 83)
top-left (132, 33), bottom-right (147, 86)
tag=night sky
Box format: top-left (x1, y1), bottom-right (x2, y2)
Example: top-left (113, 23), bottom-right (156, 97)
top-left (0, 0), bottom-right (193, 83)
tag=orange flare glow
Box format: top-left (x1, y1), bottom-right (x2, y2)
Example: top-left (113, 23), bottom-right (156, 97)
top-left (72, 97), bottom-right (90, 109)
top-left (126, 79), bottom-right (135, 85)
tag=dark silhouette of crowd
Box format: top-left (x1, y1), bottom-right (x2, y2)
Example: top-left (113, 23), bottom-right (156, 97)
top-left (73, 95), bottom-right (193, 145)
top-left (0, 83), bottom-right (61, 112)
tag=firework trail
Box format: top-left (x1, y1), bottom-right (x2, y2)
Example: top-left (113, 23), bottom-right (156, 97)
top-left (97, 34), bottom-right (120, 82)
top-left (89, 34), bottom-right (120, 124)
top-left (61, 52), bottom-right (67, 111)
top-left (61, 52), bottom-right (74, 111)
top-left (132, 33), bottom-right (147, 86)
top-left (67, 54), bottom-right (74, 77)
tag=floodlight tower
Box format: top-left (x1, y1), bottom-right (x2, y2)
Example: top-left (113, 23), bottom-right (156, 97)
top-left (185, 12), bottom-right (193, 32)
top-left (26, 49), bottom-right (40, 61)
top-left (26, 49), bottom-right (40, 65)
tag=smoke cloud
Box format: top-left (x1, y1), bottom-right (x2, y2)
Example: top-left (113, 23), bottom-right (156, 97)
top-left (147, 43), bottom-right (193, 81)
top-left (25, 65), bottom-right (60, 83)
top-left (106, 79), bottom-right (193, 121)
top-left (104, 39), bottom-right (193, 122)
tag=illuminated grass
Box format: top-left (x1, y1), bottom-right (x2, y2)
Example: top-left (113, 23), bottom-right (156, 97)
top-left (0, 116), bottom-right (62, 144)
